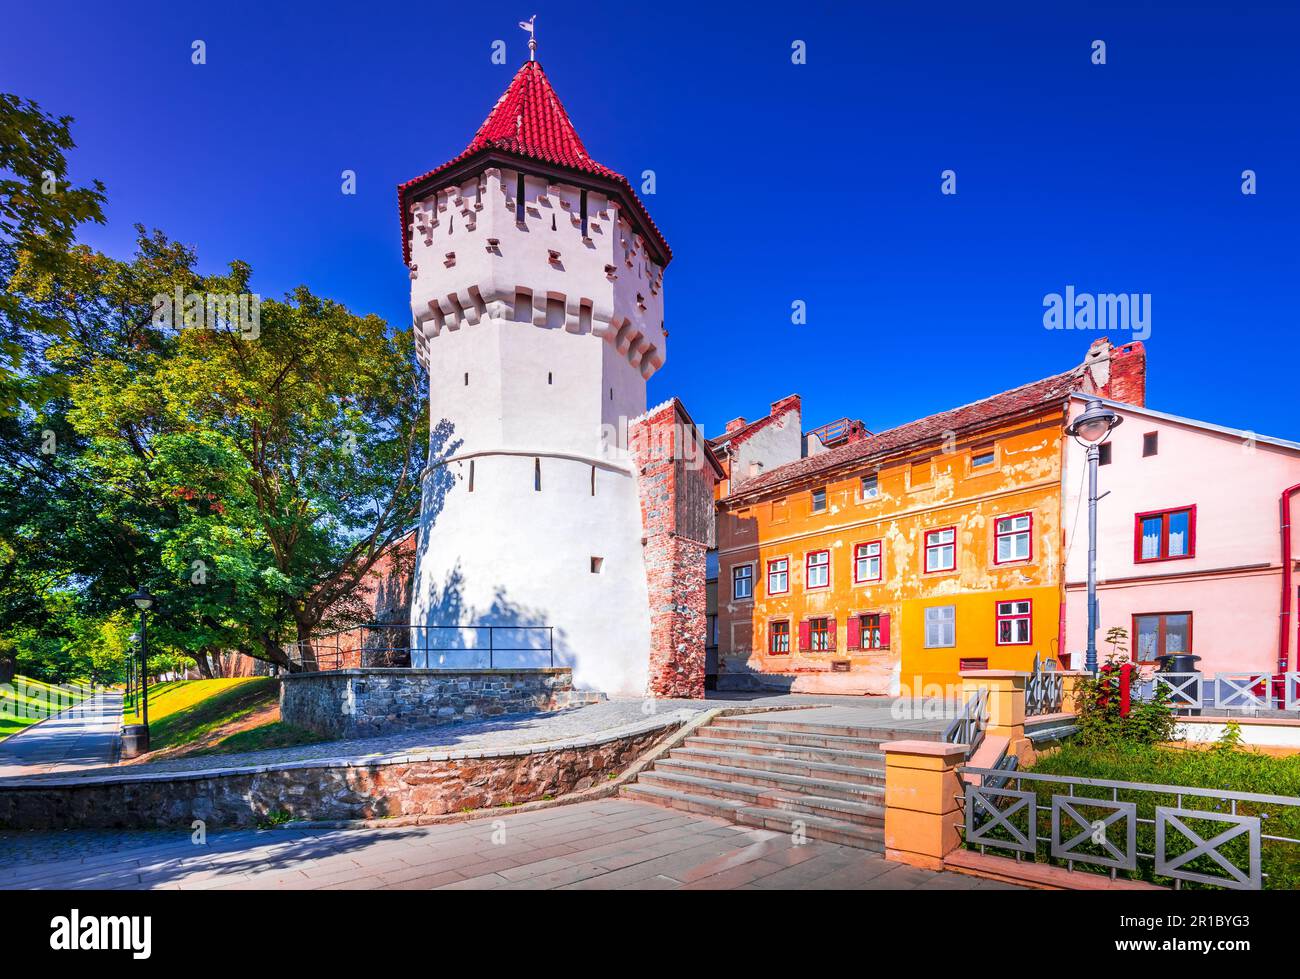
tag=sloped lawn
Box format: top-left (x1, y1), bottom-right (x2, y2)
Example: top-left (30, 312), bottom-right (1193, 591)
top-left (1, 676), bottom-right (92, 742)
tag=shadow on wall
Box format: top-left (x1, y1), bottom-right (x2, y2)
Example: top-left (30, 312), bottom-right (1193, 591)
top-left (413, 417), bottom-right (571, 669)
top-left (413, 561), bottom-right (571, 669)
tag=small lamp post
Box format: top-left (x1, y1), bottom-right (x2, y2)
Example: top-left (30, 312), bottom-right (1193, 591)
top-left (128, 632), bottom-right (140, 711)
top-left (1065, 399), bottom-right (1123, 674)
top-left (128, 589), bottom-right (156, 732)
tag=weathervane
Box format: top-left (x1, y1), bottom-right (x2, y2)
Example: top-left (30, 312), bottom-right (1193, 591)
top-left (519, 14), bottom-right (537, 61)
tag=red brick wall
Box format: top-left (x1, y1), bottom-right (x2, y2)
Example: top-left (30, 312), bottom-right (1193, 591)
top-left (630, 400), bottom-right (715, 699)
top-left (1105, 341), bottom-right (1146, 407)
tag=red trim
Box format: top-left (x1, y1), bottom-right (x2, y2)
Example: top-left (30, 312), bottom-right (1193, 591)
top-left (1133, 505), bottom-right (1197, 563)
top-left (1131, 611), bottom-right (1194, 665)
top-left (769, 620), bottom-right (791, 655)
top-left (805, 549), bottom-right (831, 590)
top-left (880, 613), bottom-right (891, 649)
top-left (766, 557), bottom-right (789, 596)
top-left (993, 511), bottom-right (1033, 565)
top-left (852, 539), bottom-right (884, 583)
top-left (846, 616), bottom-right (861, 651)
top-left (924, 526), bottom-right (957, 573)
top-left (995, 598), bottom-right (1033, 646)
top-left (797, 619), bottom-right (811, 652)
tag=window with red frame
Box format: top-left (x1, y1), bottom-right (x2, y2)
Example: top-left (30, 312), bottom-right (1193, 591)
top-left (848, 613), bottom-right (890, 650)
top-left (924, 527), bottom-right (956, 572)
top-left (806, 550), bottom-right (830, 589)
top-left (767, 557), bottom-right (789, 595)
top-left (1135, 506), bottom-right (1195, 562)
top-left (808, 617), bottom-right (833, 652)
top-left (853, 540), bottom-right (882, 583)
top-left (1133, 612), bottom-right (1191, 664)
top-left (995, 513), bottom-right (1032, 564)
top-left (995, 600), bottom-right (1032, 645)
top-left (769, 620), bottom-right (790, 655)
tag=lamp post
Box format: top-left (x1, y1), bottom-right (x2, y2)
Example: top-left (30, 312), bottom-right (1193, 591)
top-left (128, 632), bottom-right (139, 711)
top-left (128, 589), bottom-right (156, 731)
top-left (1066, 399), bottom-right (1123, 674)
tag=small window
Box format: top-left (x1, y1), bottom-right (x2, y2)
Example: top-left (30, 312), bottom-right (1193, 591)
top-left (590, 465), bottom-right (596, 496)
top-left (533, 457), bottom-right (541, 492)
top-left (1143, 432), bottom-right (1159, 457)
top-left (959, 658), bottom-right (989, 672)
top-left (580, 189), bottom-right (589, 237)
top-left (924, 605), bottom-right (956, 648)
top-left (548, 372), bottom-right (553, 385)
top-left (1135, 506), bottom-right (1195, 562)
top-left (1134, 612), bottom-right (1192, 664)
top-left (464, 372), bottom-right (469, 386)
top-left (995, 600), bottom-right (1032, 645)
top-left (769, 620), bottom-right (790, 655)
top-left (767, 558), bottom-right (789, 595)
top-left (860, 474), bottom-right (878, 499)
top-left (924, 527), bottom-right (956, 573)
top-left (972, 448), bottom-right (995, 468)
top-left (853, 540), bottom-right (882, 583)
top-left (994, 513), bottom-right (1032, 564)
top-left (806, 550), bottom-right (830, 589)
top-left (516, 173), bottom-right (526, 222)
top-left (468, 460), bottom-right (475, 493)
top-left (732, 564), bottom-right (753, 600)
top-left (1098, 442), bottom-right (1113, 466)
top-left (811, 488), bottom-right (827, 513)
top-left (590, 556), bottom-right (604, 574)
top-left (858, 613), bottom-right (886, 650)
top-left (809, 617), bottom-right (832, 652)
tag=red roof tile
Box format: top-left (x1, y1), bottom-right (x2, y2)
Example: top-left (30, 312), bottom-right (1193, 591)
top-left (398, 61), bottom-right (669, 266)
top-left (725, 366), bottom-right (1087, 502)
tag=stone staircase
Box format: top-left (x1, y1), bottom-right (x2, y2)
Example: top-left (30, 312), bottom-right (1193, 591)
top-left (623, 711), bottom-right (945, 851)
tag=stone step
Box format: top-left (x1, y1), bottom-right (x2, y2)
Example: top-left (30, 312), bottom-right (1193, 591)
top-left (623, 782), bottom-right (884, 851)
top-left (683, 735), bottom-right (885, 770)
top-left (654, 757), bottom-right (884, 804)
top-left (709, 714), bottom-right (945, 743)
top-left (670, 746), bottom-right (885, 785)
top-left (700, 724), bottom-right (897, 752)
top-left (638, 769), bottom-right (884, 827)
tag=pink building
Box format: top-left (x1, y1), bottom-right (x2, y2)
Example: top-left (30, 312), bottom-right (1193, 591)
top-left (1063, 395), bottom-right (1300, 676)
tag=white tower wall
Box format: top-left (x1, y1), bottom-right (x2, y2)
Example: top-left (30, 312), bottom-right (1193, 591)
top-left (406, 165), bottom-right (667, 694)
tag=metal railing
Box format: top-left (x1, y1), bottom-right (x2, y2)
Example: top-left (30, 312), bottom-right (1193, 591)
top-left (1136, 670), bottom-right (1300, 714)
top-left (959, 765), bottom-right (1300, 890)
top-left (943, 687), bottom-right (988, 758)
top-left (1024, 653), bottom-right (1064, 717)
top-left (286, 623), bottom-right (556, 672)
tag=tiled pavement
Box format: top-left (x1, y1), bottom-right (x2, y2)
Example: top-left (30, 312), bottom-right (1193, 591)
top-left (0, 798), bottom-right (1019, 890)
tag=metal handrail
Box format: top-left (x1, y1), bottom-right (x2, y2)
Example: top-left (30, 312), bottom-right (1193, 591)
top-left (943, 687), bottom-right (988, 757)
top-left (286, 623), bottom-right (556, 672)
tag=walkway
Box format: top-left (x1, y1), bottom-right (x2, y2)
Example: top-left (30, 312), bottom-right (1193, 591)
top-left (0, 798), bottom-right (1018, 890)
top-left (0, 690), bottom-right (122, 779)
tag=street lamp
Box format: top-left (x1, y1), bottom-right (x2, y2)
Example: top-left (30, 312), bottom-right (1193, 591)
top-left (127, 588), bottom-right (156, 734)
top-left (1066, 399), bottom-right (1123, 674)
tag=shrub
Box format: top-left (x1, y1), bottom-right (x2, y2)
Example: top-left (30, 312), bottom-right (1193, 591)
top-left (1074, 654), bottom-right (1177, 747)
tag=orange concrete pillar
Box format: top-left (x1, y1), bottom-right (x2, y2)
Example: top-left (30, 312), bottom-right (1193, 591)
top-left (882, 740), bottom-right (968, 871)
top-left (961, 669), bottom-right (1029, 761)
top-left (1059, 671), bottom-right (1090, 715)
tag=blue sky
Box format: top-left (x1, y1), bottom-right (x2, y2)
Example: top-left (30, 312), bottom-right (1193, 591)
top-left (3, 1), bottom-right (1296, 440)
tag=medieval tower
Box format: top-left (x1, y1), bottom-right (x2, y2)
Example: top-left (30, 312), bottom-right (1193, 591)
top-left (399, 55), bottom-right (708, 696)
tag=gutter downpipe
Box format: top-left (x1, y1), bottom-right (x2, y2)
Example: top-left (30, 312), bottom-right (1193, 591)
top-left (1281, 483), bottom-right (1300, 675)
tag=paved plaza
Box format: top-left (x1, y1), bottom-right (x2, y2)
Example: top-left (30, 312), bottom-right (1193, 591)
top-left (0, 798), bottom-right (1017, 890)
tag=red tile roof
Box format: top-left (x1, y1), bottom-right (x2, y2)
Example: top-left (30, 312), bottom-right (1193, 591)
top-left (398, 61), bottom-right (669, 266)
top-left (724, 365), bottom-right (1087, 503)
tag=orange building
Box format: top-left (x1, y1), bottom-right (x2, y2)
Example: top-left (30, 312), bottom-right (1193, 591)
top-left (714, 338), bottom-right (1146, 695)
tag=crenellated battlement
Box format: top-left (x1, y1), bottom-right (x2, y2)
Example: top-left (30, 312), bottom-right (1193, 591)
top-left (407, 165), bottom-right (666, 380)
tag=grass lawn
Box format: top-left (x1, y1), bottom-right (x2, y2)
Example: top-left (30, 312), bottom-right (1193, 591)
top-left (0, 676), bottom-right (92, 742)
top-left (122, 678), bottom-right (325, 759)
top-left (1019, 743), bottom-right (1300, 889)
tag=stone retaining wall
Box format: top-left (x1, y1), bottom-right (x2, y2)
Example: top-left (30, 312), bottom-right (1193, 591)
top-left (0, 716), bottom-right (686, 830)
top-left (279, 667), bottom-right (576, 739)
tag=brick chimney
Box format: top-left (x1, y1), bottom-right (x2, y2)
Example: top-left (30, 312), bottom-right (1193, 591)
top-left (1081, 337), bottom-right (1146, 407)
top-left (725, 417), bottom-right (748, 434)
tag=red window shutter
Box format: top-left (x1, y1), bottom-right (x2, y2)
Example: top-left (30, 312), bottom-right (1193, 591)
top-left (798, 620), bottom-right (811, 652)
top-left (880, 614), bottom-right (891, 648)
top-left (827, 617), bottom-right (837, 650)
top-left (846, 616), bottom-right (861, 651)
